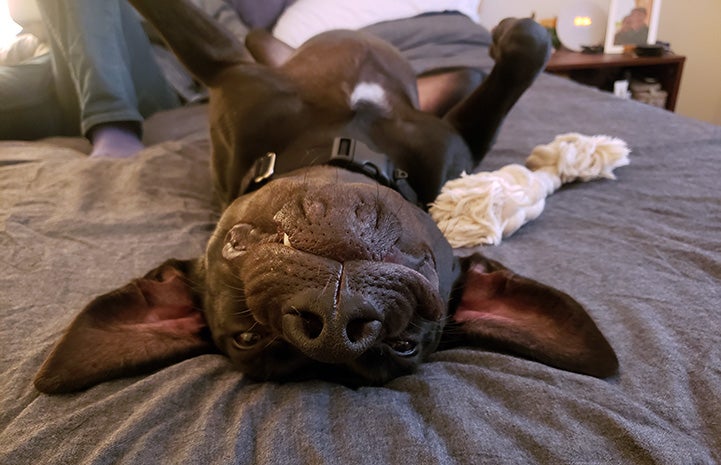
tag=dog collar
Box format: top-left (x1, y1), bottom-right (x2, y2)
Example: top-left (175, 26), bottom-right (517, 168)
top-left (240, 137), bottom-right (420, 205)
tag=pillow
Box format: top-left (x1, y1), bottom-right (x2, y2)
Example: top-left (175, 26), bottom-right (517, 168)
top-left (228, 0), bottom-right (295, 29)
top-left (273, 0), bottom-right (480, 47)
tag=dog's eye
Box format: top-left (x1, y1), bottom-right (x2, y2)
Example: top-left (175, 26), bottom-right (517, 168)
top-left (223, 223), bottom-right (265, 260)
top-left (233, 331), bottom-right (262, 349)
top-left (388, 339), bottom-right (418, 357)
top-left (386, 246), bottom-right (436, 279)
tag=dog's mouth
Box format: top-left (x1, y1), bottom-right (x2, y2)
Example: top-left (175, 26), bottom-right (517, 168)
top-left (222, 321), bottom-right (433, 386)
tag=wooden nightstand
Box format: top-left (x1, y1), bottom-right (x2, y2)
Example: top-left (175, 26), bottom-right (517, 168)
top-left (545, 48), bottom-right (686, 111)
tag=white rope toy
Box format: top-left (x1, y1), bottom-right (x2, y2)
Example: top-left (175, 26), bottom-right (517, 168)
top-left (430, 133), bottom-right (631, 248)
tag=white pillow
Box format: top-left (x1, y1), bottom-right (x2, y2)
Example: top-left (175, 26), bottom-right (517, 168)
top-left (273, 0), bottom-right (480, 48)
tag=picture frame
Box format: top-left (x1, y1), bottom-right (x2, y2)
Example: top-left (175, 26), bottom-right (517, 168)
top-left (604, 0), bottom-right (662, 53)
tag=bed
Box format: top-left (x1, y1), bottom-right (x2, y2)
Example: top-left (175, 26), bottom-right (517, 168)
top-left (2, 21), bottom-right (721, 465)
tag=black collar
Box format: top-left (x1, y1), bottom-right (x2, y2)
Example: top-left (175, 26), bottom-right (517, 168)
top-left (239, 137), bottom-right (420, 205)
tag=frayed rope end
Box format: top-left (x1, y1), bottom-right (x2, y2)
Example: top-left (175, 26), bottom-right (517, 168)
top-left (429, 133), bottom-right (631, 248)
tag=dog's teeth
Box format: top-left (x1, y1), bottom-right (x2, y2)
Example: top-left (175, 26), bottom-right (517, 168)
top-left (283, 233), bottom-right (292, 247)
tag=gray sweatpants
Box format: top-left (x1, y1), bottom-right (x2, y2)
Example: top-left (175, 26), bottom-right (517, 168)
top-left (0, 0), bottom-right (180, 140)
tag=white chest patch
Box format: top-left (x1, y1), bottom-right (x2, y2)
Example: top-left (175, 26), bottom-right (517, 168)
top-left (349, 82), bottom-right (390, 112)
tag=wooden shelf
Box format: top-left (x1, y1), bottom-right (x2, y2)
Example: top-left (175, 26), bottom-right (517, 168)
top-left (545, 48), bottom-right (686, 111)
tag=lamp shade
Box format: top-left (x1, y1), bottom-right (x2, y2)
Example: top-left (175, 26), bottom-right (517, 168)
top-left (556, 1), bottom-right (607, 51)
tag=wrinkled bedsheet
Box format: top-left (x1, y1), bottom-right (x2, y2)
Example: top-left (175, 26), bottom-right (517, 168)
top-left (2, 73), bottom-right (720, 464)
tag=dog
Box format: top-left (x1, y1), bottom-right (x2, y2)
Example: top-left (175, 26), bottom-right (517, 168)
top-left (34, 0), bottom-right (618, 394)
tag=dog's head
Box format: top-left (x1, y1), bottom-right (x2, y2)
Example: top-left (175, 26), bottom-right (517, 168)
top-left (201, 169), bottom-right (453, 384)
top-left (34, 167), bottom-right (617, 393)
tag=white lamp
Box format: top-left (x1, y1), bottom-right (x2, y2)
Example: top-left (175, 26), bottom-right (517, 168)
top-left (556, 1), bottom-right (607, 52)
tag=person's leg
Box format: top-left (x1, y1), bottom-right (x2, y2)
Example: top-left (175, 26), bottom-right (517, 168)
top-left (0, 54), bottom-right (69, 140)
top-left (416, 68), bottom-right (484, 117)
top-left (116, 1), bottom-right (180, 122)
top-left (37, 0), bottom-right (180, 157)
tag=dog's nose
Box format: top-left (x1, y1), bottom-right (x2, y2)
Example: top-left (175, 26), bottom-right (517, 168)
top-left (281, 299), bottom-right (383, 363)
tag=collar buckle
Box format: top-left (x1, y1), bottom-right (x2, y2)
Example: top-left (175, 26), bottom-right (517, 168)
top-left (253, 152), bottom-right (276, 184)
top-left (239, 151), bottom-right (276, 195)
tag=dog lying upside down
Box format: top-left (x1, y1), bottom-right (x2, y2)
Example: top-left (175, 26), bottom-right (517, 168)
top-left (34, 0), bottom-right (618, 394)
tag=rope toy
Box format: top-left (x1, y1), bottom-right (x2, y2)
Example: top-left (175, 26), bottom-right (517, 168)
top-left (429, 133), bottom-right (631, 248)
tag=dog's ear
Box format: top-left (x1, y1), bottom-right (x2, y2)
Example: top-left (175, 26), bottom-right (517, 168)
top-left (34, 259), bottom-right (214, 394)
top-left (446, 254), bottom-right (618, 378)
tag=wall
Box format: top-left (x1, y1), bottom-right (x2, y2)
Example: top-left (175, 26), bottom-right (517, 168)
top-left (477, 0), bottom-right (607, 27)
top-left (477, 0), bottom-right (721, 125)
top-left (656, 0), bottom-right (721, 125)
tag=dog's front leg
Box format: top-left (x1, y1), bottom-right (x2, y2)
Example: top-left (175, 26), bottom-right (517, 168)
top-left (444, 18), bottom-right (551, 164)
top-left (127, 0), bottom-right (251, 85)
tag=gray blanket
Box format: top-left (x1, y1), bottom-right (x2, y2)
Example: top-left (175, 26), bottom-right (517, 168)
top-left (2, 71), bottom-right (720, 464)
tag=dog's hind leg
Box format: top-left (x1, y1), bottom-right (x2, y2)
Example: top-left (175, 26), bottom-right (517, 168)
top-left (444, 18), bottom-right (551, 165)
top-left (246, 29), bottom-right (295, 68)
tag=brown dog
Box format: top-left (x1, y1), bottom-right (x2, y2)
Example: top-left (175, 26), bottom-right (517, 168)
top-left (34, 1), bottom-right (618, 393)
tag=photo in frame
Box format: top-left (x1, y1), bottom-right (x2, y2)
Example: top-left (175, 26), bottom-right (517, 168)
top-left (604, 0), bottom-right (662, 53)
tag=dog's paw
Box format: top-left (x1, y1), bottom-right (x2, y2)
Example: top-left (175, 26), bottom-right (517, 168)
top-left (489, 18), bottom-right (551, 73)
